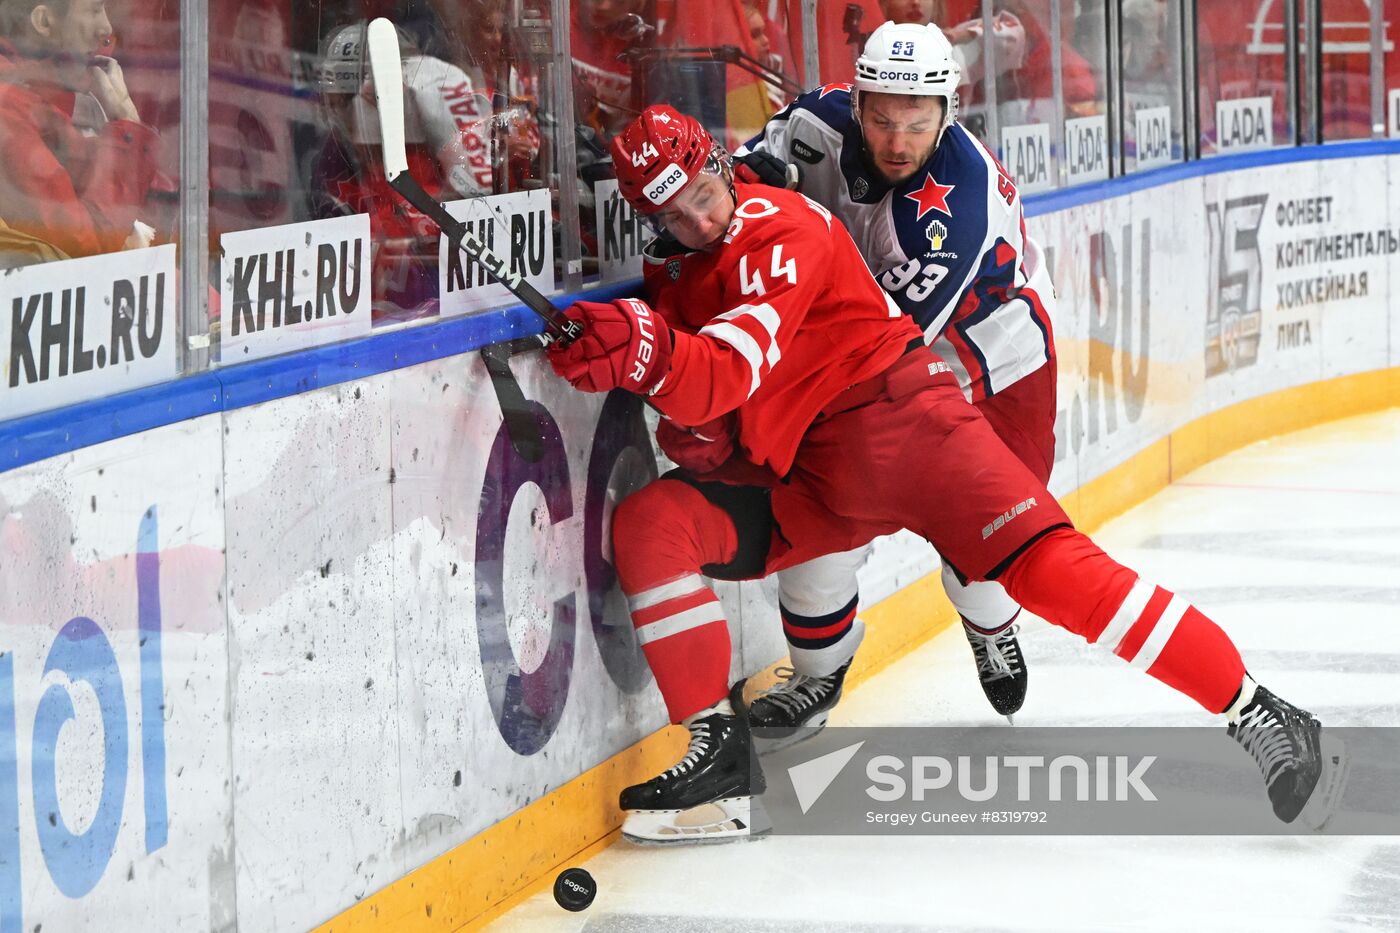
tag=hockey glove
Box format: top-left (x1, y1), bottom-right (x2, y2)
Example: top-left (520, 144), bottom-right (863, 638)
top-left (734, 151), bottom-right (801, 190)
top-left (656, 413), bottom-right (735, 474)
top-left (547, 298), bottom-right (673, 394)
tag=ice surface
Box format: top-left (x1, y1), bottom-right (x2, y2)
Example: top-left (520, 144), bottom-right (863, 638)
top-left (491, 409), bottom-right (1400, 932)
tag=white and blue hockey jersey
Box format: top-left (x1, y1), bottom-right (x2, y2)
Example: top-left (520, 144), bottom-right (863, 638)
top-left (738, 84), bottom-right (1055, 402)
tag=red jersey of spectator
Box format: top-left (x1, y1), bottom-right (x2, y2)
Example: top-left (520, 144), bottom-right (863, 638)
top-left (937, 0), bottom-right (1096, 105)
top-left (1009, 3), bottom-right (1096, 104)
top-left (0, 39), bottom-right (160, 259)
top-left (571, 2), bottom-right (646, 140)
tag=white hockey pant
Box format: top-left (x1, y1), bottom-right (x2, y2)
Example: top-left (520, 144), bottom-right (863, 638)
top-left (940, 561), bottom-right (1022, 635)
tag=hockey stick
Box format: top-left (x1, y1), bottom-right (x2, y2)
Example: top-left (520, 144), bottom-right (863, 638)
top-left (365, 17), bottom-right (582, 346)
top-left (367, 17), bottom-right (571, 463)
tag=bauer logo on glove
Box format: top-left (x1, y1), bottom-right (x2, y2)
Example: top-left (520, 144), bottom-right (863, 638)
top-left (628, 300), bottom-right (658, 384)
top-left (547, 297), bottom-right (674, 394)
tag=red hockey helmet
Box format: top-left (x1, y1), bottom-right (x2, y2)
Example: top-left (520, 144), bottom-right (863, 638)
top-left (611, 105), bottom-right (728, 215)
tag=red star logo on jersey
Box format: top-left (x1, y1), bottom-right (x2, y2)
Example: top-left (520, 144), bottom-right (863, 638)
top-left (904, 174), bottom-right (955, 220)
top-left (816, 82), bottom-right (852, 98)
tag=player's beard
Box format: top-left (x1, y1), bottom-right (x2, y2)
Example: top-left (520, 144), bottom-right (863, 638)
top-left (856, 147), bottom-right (912, 184)
top-left (862, 143), bottom-right (935, 186)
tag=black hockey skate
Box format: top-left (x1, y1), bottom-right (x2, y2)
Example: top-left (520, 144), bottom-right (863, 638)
top-left (1228, 684), bottom-right (1349, 829)
top-left (964, 621), bottom-right (1027, 722)
top-left (745, 659), bottom-right (851, 753)
top-left (620, 685), bottom-right (766, 845)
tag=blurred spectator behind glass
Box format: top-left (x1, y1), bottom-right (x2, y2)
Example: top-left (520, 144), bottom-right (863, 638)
top-left (880, 0), bottom-right (935, 24)
top-left (310, 20), bottom-right (499, 323)
top-left (1001, 0), bottom-right (1097, 117)
top-left (422, 0), bottom-right (542, 191)
top-left (741, 0), bottom-right (791, 114)
top-left (571, 0), bottom-right (654, 142)
top-left (0, 0), bottom-right (160, 265)
top-left (872, 0), bottom-right (1025, 130)
top-left (920, 0), bottom-right (1093, 124)
top-left (1121, 0), bottom-right (1170, 105)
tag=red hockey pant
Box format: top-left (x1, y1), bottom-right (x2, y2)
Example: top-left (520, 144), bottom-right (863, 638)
top-left (612, 348), bottom-right (1246, 722)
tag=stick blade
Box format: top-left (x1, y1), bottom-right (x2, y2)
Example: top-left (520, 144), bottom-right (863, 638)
top-left (366, 18), bottom-right (408, 179)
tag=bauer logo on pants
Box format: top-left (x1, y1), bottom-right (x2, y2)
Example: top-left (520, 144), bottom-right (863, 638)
top-left (982, 497), bottom-right (1037, 539)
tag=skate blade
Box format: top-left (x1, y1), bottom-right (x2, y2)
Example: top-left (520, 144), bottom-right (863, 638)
top-left (1004, 714), bottom-right (1015, 727)
top-left (754, 713), bottom-right (829, 755)
top-left (621, 796), bottom-right (768, 846)
top-left (1297, 733), bottom-right (1350, 832)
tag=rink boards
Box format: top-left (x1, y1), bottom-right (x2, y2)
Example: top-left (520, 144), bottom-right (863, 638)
top-left (2, 148), bottom-right (1400, 932)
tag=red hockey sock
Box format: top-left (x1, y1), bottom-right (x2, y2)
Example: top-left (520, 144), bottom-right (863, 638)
top-left (998, 527), bottom-right (1246, 712)
top-left (612, 479), bottom-right (739, 722)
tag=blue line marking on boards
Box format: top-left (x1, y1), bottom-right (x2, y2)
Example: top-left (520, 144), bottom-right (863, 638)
top-left (5, 141), bottom-right (1400, 471)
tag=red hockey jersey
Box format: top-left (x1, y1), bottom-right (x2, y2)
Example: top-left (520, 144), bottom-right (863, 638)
top-left (642, 182), bottom-right (922, 476)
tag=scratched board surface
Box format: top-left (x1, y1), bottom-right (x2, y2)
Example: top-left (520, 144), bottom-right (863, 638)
top-left (0, 349), bottom-right (789, 932)
top-left (0, 415), bottom-right (231, 929)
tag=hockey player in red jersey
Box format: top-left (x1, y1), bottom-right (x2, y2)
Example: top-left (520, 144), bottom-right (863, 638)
top-left (546, 104), bottom-right (1347, 845)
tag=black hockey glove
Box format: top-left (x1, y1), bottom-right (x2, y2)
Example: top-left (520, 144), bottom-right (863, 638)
top-left (734, 151), bottom-right (801, 190)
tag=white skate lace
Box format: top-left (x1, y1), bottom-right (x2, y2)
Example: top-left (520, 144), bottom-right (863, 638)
top-left (969, 624), bottom-right (1021, 680)
top-left (663, 721), bottom-right (714, 780)
top-left (1234, 705), bottom-right (1294, 786)
top-left (759, 665), bottom-right (835, 715)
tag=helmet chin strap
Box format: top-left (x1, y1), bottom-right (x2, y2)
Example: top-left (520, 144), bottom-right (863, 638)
top-left (936, 90), bottom-right (959, 149)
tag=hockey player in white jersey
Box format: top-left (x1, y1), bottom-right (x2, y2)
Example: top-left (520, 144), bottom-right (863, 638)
top-left (733, 21), bottom-right (1058, 737)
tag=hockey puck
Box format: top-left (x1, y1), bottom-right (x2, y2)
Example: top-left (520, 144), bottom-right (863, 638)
top-left (552, 867), bottom-right (596, 912)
